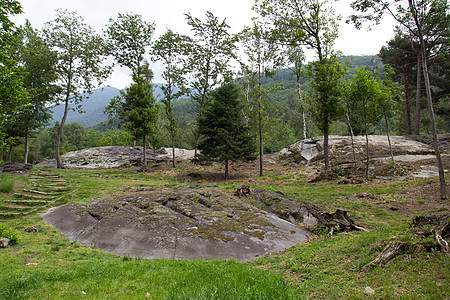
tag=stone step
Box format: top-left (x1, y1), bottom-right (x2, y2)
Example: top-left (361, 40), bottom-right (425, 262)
top-left (0, 211), bottom-right (23, 218)
top-left (0, 204), bottom-right (32, 211)
top-left (6, 199), bottom-right (48, 206)
top-left (14, 193), bottom-right (49, 200)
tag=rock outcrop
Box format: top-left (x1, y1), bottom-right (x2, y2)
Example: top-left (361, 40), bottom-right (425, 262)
top-left (37, 146), bottom-right (195, 169)
top-left (278, 135), bottom-right (435, 164)
top-left (42, 186), bottom-right (311, 261)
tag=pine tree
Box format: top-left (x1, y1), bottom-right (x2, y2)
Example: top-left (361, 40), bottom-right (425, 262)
top-left (197, 83), bottom-right (256, 180)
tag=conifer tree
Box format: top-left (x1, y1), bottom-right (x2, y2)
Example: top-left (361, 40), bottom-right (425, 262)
top-left (197, 83), bottom-right (256, 180)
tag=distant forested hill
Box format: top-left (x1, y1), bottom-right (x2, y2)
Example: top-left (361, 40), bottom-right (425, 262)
top-left (50, 84), bottom-right (180, 128)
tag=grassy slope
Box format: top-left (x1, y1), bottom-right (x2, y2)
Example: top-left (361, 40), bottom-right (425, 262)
top-left (0, 167), bottom-right (448, 299)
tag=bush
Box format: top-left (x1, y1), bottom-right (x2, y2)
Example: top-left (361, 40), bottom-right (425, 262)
top-left (0, 224), bottom-right (20, 245)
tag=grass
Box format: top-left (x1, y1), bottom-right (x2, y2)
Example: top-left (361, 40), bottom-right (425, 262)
top-left (0, 177), bottom-right (15, 193)
top-left (0, 166), bottom-right (449, 299)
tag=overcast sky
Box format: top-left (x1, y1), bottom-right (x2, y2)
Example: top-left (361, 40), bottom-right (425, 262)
top-left (12, 0), bottom-right (396, 89)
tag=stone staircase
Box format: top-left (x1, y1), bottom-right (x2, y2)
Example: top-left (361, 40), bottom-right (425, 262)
top-left (0, 171), bottom-right (69, 219)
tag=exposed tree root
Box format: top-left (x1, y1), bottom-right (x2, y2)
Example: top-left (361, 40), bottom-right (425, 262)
top-left (363, 215), bottom-right (449, 270)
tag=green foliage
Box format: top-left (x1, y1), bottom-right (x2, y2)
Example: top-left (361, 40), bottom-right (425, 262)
top-left (0, 224), bottom-right (20, 245)
top-left (263, 120), bottom-right (297, 154)
top-left (0, 0), bottom-right (28, 147)
top-left (105, 13), bottom-right (155, 77)
top-left (123, 76), bottom-right (158, 142)
top-left (185, 12), bottom-right (236, 152)
top-left (153, 29), bottom-right (191, 165)
top-left (347, 67), bottom-right (386, 130)
top-left (308, 57), bottom-right (346, 132)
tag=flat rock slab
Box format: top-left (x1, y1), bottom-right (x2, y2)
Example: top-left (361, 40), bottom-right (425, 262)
top-left (42, 187), bottom-right (310, 261)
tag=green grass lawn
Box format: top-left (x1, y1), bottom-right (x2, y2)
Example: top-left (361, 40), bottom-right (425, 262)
top-left (0, 167), bottom-right (448, 299)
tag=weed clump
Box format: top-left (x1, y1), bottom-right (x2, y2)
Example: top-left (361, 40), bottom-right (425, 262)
top-left (0, 179), bottom-right (14, 193)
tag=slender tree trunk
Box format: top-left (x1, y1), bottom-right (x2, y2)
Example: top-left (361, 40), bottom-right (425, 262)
top-left (414, 53), bottom-right (422, 135)
top-left (296, 77), bottom-right (307, 140)
top-left (420, 46), bottom-right (447, 199)
top-left (365, 122), bottom-right (369, 180)
top-left (258, 64), bottom-right (263, 177)
top-left (8, 144), bottom-right (13, 163)
top-left (401, 61), bottom-right (413, 135)
top-left (346, 112), bottom-right (357, 175)
top-left (385, 114), bottom-right (395, 163)
top-left (24, 132), bottom-right (29, 164)
top-left (55, 98), bottom-right (69, 168)
top-left (143, 136), bottom-right (147, 166)
top-left (409, 0), bottom-right (447, 199)
top-left (224, 159), bottom-right (229, 180)
top-left (324, 122), bottom-right (330, 173)
top-left (302, 111), bottom-right (307, 140)
top-left (171, 128), bottom-right (176, 168)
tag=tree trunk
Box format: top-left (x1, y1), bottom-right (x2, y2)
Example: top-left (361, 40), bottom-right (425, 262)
top-left (297, 77), bottom-right (307, 140)
top-left (324, 123), bottom-right (330, 173)
top-left (420, 51), bottom-right (447, 199)
top-left (410, 0), bottom-right (447, 200)
top-left (224, 159), bottom-right (229, 180)
top-left (8, 144), bottom-right (13, 163)
top-left (24, 132), bottom-right (29, 164)
top-left (414, 53), bottom-right (422, 135)
top-left (55, 98), bottom-right (69, 168)
top-left (346, 112), bottom-right (357, 175)
top-left (365, 122), bottom-right (369, 180)
top-left (385, 113), bottom-right (395, 163)
top-left (258, 64), bottom-right (263, 177)
top-left (172, 128), bottom-right (176, 168)
top-left (401, 61), bottom-right (413, 135)
top-left (143, 136), bottom-right (147, 166)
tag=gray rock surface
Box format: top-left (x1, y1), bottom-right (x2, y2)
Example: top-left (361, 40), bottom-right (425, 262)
top-left (279, 135), bottom-right (434, 164)
top-left (42, 187), bottom-right (311, 261)
top-left (37, 146), bottom-right (195, 169)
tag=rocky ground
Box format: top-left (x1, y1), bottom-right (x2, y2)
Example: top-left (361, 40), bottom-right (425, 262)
top-left (7, 134), bottom-right (447, 261)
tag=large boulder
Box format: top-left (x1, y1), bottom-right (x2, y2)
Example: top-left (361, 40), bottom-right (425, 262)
top-left (42, 186), bottom-right (311, 261)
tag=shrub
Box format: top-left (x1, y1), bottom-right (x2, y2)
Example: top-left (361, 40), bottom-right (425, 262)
top-left (0, 224), bottom-right (20, 245)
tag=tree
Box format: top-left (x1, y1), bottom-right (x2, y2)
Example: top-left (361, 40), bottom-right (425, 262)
top-left (255, 0), bottom-right (342, 173)
top-left (286, 46), bottom-right (307, 140)
top-left (239, 19), bottom-right (285, 176)
top-left (197, 83), bottom-right (256, 180)
top-left (152, 29), bottom-right (191, 167)
top-left (307, 56), bottom-right (346, 171)
top-left (185, 12), bottom-right (236, 156)
top-left (17, 20), bottom-right (58, 163)
top-left (349, 0), bottom-right (448, 199)
top-left (379, 32), bottom-right (416, 135)
top-left (43, 9), bottom-right (110, 168)
top-left (105, 13), bottom-right (155, 77)
top-left (105, 13), bottom-right (157, 164)
top-left (0, 0), bottom-right (28, 148)
top-left (347, 67), bottom-right (387, 178)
